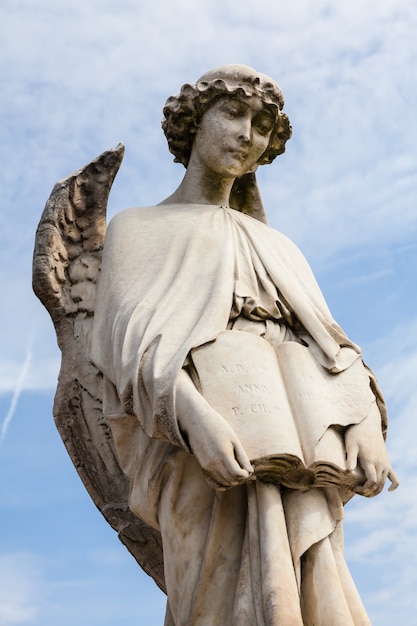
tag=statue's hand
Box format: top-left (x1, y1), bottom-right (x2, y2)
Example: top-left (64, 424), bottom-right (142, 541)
top-left (184, 408), bottom-right (255, 491)
top-left (345, 405), bottom-right (399, 497)
top-left (176, 369), bottom-right (254, 490)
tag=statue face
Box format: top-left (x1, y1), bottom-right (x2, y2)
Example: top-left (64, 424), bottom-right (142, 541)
top-left (190, 95), bottom-right (276, 179)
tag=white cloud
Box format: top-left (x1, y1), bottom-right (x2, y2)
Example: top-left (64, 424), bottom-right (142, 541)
top-left (0, 3), bottom-right (416, 621)
top-left (0, 336), bottom-right (33, 445)
top-left (340, 316), bottom-right (417, 623)
top-left (0, 549), bottom-right (165, 626)
top-left (0, 554), bottom-right (42, 625)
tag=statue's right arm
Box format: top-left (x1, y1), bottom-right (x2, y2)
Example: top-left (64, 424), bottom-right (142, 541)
top-left (175, 369), bottom-right (254, 490)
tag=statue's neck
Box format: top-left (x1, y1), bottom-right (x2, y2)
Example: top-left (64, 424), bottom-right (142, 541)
top-left (159, 160), bottom-right (235, 207)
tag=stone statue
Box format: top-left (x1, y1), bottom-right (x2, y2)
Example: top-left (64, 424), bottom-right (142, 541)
top-left (33, 64), bottom-right (398, 625)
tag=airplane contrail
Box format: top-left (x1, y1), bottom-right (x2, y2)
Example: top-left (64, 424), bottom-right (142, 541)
top-left (0, 336), bottom-right (33, 447)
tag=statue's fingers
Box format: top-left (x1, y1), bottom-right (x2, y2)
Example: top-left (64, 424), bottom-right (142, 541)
top-left (346, 441), bottom-right (359, 471)
top-left (232, 438), bottom-right (254, 475)
top-left (203, 454), bottom-right (250, 491)
top-left (353, 460), bottom-right (378, 496)
top-left (368, 467), bottom-right (388, 498)
top-left (201, 466), bottom-right (231, 491)
top-left (362, 459), bottom-right (377, 484)
top-left (225, 462), bottom-right (254, 485)
top-left (388, 469), bottom-right (400, 491)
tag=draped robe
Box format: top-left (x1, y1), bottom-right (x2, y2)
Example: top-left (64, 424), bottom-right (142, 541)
top-left (90, 203), bottom-right (384, 625)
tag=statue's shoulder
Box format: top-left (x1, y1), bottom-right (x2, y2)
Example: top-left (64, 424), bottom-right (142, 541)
top-left (237, 209), bottom-right (309, 262)
top-left (109, 205), bottom-right (157, 225)
top-left (108, 205), bottom-right (174, 229)
top-left (106, 205), bottom-right (162, 238)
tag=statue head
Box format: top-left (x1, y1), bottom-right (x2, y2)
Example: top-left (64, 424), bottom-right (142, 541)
top-left (162, 64), bottom-right (292, 168)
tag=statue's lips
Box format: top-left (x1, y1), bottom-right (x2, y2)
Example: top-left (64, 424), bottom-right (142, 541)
top-left (227, 147), bottom-right (249, 161)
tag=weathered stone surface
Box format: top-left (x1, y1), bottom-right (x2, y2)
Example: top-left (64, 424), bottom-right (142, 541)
top-left (34, 65), bottom-right (398, 625)
top-left (33, 143), bottom-right (165, 592)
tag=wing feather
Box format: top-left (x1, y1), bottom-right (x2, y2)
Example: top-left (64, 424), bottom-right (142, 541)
top-left (33, 144), bottom-right (166, 592)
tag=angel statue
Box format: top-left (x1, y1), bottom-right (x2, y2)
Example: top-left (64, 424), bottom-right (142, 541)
top-left (33, 64), bottom-right (398, 626)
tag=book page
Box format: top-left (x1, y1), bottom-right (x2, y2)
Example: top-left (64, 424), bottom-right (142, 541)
top-left (275, 341), bottom-right (375, 467)
top-left (191, 330), bottom-right (304, 464)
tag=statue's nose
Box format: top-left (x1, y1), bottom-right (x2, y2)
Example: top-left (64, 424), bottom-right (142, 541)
top-left (238, 118), bottom-right (251, 142)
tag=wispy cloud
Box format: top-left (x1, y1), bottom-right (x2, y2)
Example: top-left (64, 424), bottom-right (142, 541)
top-left (0, 335), bottom-right (33, 447)
top-left (342, 316), bottom-right (417, 624)
top-left (1, 0), bottom-right (416, 394)
top-left (0, 2), bottom-right (416, 624)
top-left (0, 553), bottom-right (41, 625)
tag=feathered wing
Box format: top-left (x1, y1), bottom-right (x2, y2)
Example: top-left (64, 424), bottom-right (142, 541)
top-left (32, 144), bottom-right (165, 593)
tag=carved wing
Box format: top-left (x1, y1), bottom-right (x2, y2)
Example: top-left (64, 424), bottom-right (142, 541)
top-left (32, 144), bottom-right (165, 592)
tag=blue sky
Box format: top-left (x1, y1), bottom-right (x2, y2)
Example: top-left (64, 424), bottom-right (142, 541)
top-left (1, 0), bottom-right (416, 624)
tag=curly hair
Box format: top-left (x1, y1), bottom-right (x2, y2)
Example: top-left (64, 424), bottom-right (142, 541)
top-left (162, 65), bottom-right (292, 168)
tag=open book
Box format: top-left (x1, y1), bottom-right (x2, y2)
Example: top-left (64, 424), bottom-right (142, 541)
top-left (190, 331), bottom-right (375, 491)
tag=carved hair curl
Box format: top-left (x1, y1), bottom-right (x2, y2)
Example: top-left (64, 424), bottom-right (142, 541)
top-left (162, 65), bottom-right (292, 168)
